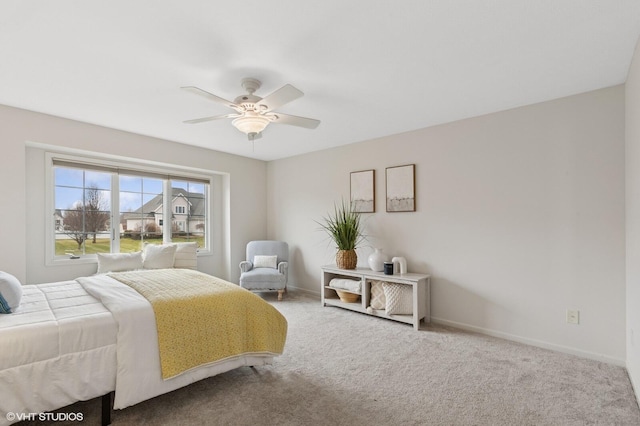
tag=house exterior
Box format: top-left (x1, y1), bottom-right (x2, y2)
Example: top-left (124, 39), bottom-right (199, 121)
top-left (121, 188), bottom-right (205, 236)
top-left (54, 209), bottom-right (64, 231)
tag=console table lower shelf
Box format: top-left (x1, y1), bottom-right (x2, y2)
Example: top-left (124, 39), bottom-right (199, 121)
top-left (321, 265), bottom-right (430, 330)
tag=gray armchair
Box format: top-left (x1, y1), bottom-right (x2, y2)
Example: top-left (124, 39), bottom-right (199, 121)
top-left (239, 241), bottom-right (289, 301)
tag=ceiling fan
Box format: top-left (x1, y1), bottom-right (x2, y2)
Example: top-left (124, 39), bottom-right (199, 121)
top-left (182, 78), bottom-right (320, 141)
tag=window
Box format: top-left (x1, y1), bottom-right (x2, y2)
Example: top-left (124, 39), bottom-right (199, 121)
top-left (51, 156), bottom-right (210, 259)
top-left (54, 167), bottom-right (112, 256)
top-left (171, 180), bottom-right (206, 244)
top-left (119, 174), bottom-right (164, 252)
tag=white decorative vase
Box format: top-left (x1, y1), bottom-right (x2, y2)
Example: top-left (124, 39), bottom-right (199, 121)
top-left (368, 248), bottom-right (390, 272)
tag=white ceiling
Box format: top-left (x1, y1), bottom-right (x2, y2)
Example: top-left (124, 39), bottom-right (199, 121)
top-left (1, 1), bottom-right (639, 161)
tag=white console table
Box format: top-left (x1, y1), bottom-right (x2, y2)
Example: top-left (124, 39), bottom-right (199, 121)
top-left (321, 265), bottom-right (431, 330)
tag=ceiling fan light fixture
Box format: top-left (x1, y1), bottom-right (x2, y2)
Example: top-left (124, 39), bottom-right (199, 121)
top-left (231, 114), bottom-right (271, 135)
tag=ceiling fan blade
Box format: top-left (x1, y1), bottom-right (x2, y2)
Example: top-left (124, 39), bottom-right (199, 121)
top-left (183, 113), bottom-right (238, 124)
top-left (181, 86), bottom-right (239, 110)
top-left (255, 84), bottom-right (303, 112)
top-left (271, 113), bottom-right (320, 129)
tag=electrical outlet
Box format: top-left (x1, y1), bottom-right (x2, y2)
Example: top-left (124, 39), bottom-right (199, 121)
top-left (566, 309), bottom-right (580, 325)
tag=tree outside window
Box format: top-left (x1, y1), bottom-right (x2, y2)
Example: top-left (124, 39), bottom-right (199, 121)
top-left (62, 185), bottom-right (110, 250)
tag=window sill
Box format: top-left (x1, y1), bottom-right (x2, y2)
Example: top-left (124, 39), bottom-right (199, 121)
top-left (47, 255), bottom-right (98, 267)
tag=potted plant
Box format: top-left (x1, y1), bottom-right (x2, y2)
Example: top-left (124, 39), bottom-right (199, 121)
top-left (318, 199), bottom-right (364, 269)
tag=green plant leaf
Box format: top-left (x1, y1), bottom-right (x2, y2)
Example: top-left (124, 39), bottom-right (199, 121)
top-left (316, 199), bottom-right (364, 250)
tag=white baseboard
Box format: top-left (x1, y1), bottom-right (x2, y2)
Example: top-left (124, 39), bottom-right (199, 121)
top-left (289, 284), bottom-right (626, 367)
top-left (287, 284), bottom-right (321, 297)
top-left (430, 316), bottom-right (626, 367)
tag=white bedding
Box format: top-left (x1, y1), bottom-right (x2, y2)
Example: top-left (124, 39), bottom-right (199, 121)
top-left (0, 281), bottom-right (117, 426)
top-left (1, 274), bottom-right (275, 425)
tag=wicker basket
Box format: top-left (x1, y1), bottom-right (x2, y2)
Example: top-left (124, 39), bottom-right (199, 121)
top-left (336, 249), bottom-right (357, 269)
top-left (336, 289), bottom-right (360, 303)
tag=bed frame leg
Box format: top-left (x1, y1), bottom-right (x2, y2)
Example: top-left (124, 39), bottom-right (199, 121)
top-left (101, 392), bottom-right (113, 426)
top-left (277, 290), bottom-right (284, 301)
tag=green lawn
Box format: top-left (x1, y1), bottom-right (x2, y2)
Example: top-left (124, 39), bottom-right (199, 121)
top-left (55, 236), bottom-right (204, 256)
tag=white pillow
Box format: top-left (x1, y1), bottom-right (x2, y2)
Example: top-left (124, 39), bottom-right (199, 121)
top-left (172, 242), bottom-right (198, 270)
top-left (382, 282), bottom-right (413, 315)
top-left (0, 271), bottom-right (23, 314)
top-left (369, 280), bottom-right (386, 310)
top-left (96, 251), bottom-right (143, 274)
top-left (253, 255), bottom-right (278, 269)
top-left (143, 244), bottom-right (177, 269)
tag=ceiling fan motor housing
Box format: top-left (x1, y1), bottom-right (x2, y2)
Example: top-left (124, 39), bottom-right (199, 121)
top-left (233, 94), bottom-right (263, 111)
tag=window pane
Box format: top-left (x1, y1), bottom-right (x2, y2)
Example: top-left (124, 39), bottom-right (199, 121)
top-left (54, 167), bottom-right (112, 256)
top-left (171, 180), bottom-right (188, 191)
top-left (170, 180), bottom-right (207, 249)
top-left (187, 182), bottom-right (205, 195)
top-left (120, 175), bottom-right (163, 252)
top-left (143, 178), bottom-right (163, 194)
top-left (84, 171), bottom-right (111, 190)
top-left (142, 193), bottom-right (162, 213)
top-left (120, 191), bottom-right (142, 213)
top-left (120, 176), bottom-right (142, 192)
top-left (84, 189), bottom-right (110, 210)
top-left (55, 168), bottom-right (83, 188)
top-left (54, 187), bottom-right (83, 210)
top-left (54, 208), bottom-right (86, 256)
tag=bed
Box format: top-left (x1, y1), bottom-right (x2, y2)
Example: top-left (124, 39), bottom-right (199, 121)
top-left (0, 260), bottom-right (288, 426)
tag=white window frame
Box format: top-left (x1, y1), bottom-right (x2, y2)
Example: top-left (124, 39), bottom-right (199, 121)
top-left (45, 152), bottom-right (212, 265)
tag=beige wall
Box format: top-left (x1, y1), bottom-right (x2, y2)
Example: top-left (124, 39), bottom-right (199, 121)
top-left (0, 104), bottom-right (268, 284)
top-left (625, 35), bottom-right (640, 400)
top-left (268, 86), bottom-right (626, 364)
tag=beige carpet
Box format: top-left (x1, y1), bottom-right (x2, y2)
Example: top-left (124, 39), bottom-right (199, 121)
top-left (18, 291), bottom-right (640, 425)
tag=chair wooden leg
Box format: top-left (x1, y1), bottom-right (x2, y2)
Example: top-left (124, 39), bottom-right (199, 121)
top-left (277, 290), bottom-right (284, 301)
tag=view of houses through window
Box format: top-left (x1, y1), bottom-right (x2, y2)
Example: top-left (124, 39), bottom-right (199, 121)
top-left (53, 161), bottom-right (208, 257)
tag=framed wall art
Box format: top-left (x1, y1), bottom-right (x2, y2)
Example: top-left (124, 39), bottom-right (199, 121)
top-left (385, 164), bottom-right (415, 212)
top-left (350, 169), bottom-right (375, 213)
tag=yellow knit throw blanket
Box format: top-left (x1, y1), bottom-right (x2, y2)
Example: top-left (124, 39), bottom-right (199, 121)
top-left (108, 269), bottom-right (287, 379)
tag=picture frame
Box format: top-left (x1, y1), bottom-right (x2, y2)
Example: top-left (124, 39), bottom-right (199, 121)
top-left (385, 164), bottom-right (415, 212)
top-left (350, 169), bottom-right (375, 213)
